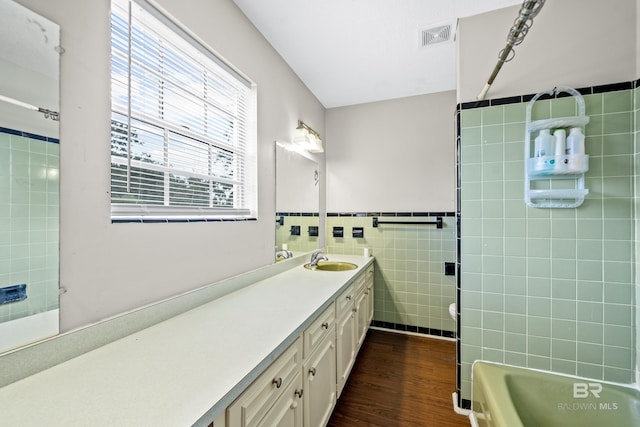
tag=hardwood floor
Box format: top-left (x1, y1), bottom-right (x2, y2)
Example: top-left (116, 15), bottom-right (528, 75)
top-left (328, 329), bottom-right (470, 427)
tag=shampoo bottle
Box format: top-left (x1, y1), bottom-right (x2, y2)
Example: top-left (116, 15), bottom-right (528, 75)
top-left (534, 129), bottom-right (553, 157)
top-left (553, 129), bottom-right (566, 156)
top-left (566, 127), bottom-right (585, 155)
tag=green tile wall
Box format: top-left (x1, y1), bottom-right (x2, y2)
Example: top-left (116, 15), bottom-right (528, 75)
top-left (0, 132), bottom-right (59, 323)
top-left (275, 214), bottom-right (319, 254)
top-left (326, 215), bottom-right (457, 335)
top-left (635, 85), bottom-right (640, 386)
top-left (460, 89), bottom-right (636, 401)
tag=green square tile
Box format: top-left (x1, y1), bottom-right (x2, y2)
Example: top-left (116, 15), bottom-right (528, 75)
top-left (602, 154), bottom-right (632, 178)
top-left (504, 102), bottom-right (526, 123)
top-left (505, 276), bottom-right (526, 295)
top-left (577, 342), bottom-right (603, 364)
top-left (603, 367), bottom-right (634, 383)
top-left (551, 97), bottom-right (578, 117)
top-left (552, 259), bottom-right (576, 280)
top-left (603, 282), bottom-right (633, 303)
top-left (461, 127), bottom-right (482, 146)
top-left (602, 90), bottom-right (632, 114)
top-left (551, 360), bottom-right (576, 376)
top-left (530, 99), bottom-right (551, 121)
top-left (505, 351), bottom-right (527, 366)
top-left (504, 295), bottom-right (526, 314)
top-left (482, 330), bottom-right (504, 350)
top-left (528, 297), bottom-right (550, 317)
top-left (504, 256), bottom-right (526, 277)
top-left (602, 240), bottom-right (632, 262)
top-left (504, 123), bottom-right (525, 143)
top-left (603, 324), bottom-right (631, 347)
top-left (482, 255), bottom-right (503, 274)
top-left (504, 180), bottom-right (522, 200)
top-left (482, 310), bottom-right (504, 330)
top-left (577, 260), bottom-right (603, 281)
top-left (577, 301), bottom-right (603, 323)
top-left (584, 93), bottom-right (603, 115)
top-left (461, 108), bottom-right (482, 127)
top-left (577, 281), bottom-right (603, 302)
top-left (528, 336), bottom-right (550, 356)
top-left (527, 355), bottom-right (550, 370)
top-left (552, 339), bottom-right (576, 360)
top-left (603, 112), bottom-right (632, 134)
top-left (577, 321), bottom-right (603, 343)
top-left (603, 303), bottom-right (632, 326)
top-left (602, 133), bottom-right (633, 156)
top-left (505, 332), bottom-right (526, 352)
top-left (528, 315), bottom-right (550, 336)
top-left (603, 346), bottom-right (632, 369)
top-left (552, 299), bottom-right (576, 320)
top-left (602, 218), bottom-right (632, 240)
top-left (585, 114), bottom-right (603, 136)
top-left (482, 162), bottom-right (504, 181)
top-left (527, 238), bottom-right (549, 258)
top-left (527, 258), bottom-right (550, 278)
top-left (552, 279), bottom-right (576, 300)
top-left (482, 125), bottom-right (504, 145)
top-left (504, 160), bottom-right (524, 181)
top-left (482, 105), bottom-right (504, 125)
top-left (526, 219), bottom-right (551, 238)
top-left (482, 219), bottom-right (504, 236)
top-left (504, 199), bottom-right (526, 218)
top-left (577, 363), bottom-right (603, 379)
top-left (504, 313), bottom-right (526, 333)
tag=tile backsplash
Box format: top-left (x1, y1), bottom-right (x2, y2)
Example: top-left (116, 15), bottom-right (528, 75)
top-left (326, 213), bottom-right (457, 337)
top-left (458, 84), bottom-right (637, 402)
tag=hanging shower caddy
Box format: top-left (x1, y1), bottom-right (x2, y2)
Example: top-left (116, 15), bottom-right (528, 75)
top-left (524, 87), bottom-right (589, 208)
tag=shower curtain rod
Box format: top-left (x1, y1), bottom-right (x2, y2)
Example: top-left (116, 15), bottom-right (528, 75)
top-left (0, 94), bottom-right (59, 121)
top-left (477, 0), bottom-right (545, 100)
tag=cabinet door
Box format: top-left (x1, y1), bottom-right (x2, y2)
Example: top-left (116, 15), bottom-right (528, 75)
top-left (258, 373), bottom-right (303, 427)
top-left (303, 329), bottom-right (336, 427)
top-left (227, 338), bottom-right (302, 427)
top-left (354, 289), bottom-right (368, 350)
top-left (336, 308), bottom-right (355, 397)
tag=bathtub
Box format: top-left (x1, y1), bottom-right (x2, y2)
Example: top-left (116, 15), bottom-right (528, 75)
top-left (471, 361), bottom-right (640, 427)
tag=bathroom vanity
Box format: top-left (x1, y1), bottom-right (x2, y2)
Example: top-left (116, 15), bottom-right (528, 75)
top-left (0, 254), bottom-right (374, 427)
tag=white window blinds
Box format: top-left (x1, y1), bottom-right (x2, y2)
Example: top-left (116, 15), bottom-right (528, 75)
top-left (110, 0), bottom-right (257, 221)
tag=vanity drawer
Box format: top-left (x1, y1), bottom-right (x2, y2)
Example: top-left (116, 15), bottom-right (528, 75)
top-left (303, 302), bottom-right (335, 358)
top-left (227, 337), bottom-right (302, 427)
top-left (336, 284), bottom-right (355, 317)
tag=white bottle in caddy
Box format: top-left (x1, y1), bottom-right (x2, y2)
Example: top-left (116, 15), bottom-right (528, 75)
top-left (566, 127), bottom-right (585, 155)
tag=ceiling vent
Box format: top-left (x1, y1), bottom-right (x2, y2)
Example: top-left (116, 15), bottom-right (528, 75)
top-left (421, 21), bottom-right (456, 47)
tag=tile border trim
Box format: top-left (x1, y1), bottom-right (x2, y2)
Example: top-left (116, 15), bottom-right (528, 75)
top-left (457, 79), bottom-right (639, 111)
top-left (371, 320), bottom-right (456, 339)
top-left (0, 126), bottom-right (60, 144)
top-left (326, 211), bottom-right (456, 217)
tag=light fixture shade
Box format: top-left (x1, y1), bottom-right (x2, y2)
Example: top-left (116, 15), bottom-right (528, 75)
top-left (294, 121), bottom-right (324, 153)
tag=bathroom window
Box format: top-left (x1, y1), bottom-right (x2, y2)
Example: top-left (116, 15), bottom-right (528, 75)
top-left (110, 0), bottom-right (257, 221)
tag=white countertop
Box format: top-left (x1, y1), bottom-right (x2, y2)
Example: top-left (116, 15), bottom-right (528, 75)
top-left (0, 255), bottom-right (373, 427)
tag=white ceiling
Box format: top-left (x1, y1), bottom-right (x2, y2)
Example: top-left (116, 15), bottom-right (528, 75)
top-left (233, 0), bottom-right (522, 108)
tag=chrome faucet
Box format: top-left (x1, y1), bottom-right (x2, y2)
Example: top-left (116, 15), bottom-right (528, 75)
top-left (309, 250), bottom-right (328, 267)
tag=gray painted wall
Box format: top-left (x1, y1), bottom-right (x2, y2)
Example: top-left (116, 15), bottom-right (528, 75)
top-left (458, 0), bottom-right (637, 103)
top-left (325, 91), bottom-right (457, 212)
top-left (16, 0), bottom-right (325, 331)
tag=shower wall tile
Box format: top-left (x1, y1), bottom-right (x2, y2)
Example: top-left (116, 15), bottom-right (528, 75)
top-left (0, 131), bottom-right (59, 323)
top-left (458, 87), bottom-right (636, 401)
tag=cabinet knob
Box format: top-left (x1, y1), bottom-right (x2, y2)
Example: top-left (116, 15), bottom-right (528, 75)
top-left (352, 307), bottom-right (357, 313)
top-left (272, 377), bottom-right (282, 388)
top-left (346, 295), bottom-right (352, 300)
top-left (322, 322), bottom-right (329, 329)
top-left (308, 367), bottom-right (316, 376)
top-left (295, 389), bottom-right (304, 398)
top-left (290, 401), bottom-right (298, 410)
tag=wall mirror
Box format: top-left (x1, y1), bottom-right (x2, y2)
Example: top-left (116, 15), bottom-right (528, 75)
top-left (0, 0), bottom-right (60, 353)
top-left (275, 142), bottom-right (319, 260)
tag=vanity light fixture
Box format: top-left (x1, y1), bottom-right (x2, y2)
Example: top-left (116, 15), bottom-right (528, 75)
top-left (294, 120), bottom-right (324, 153)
